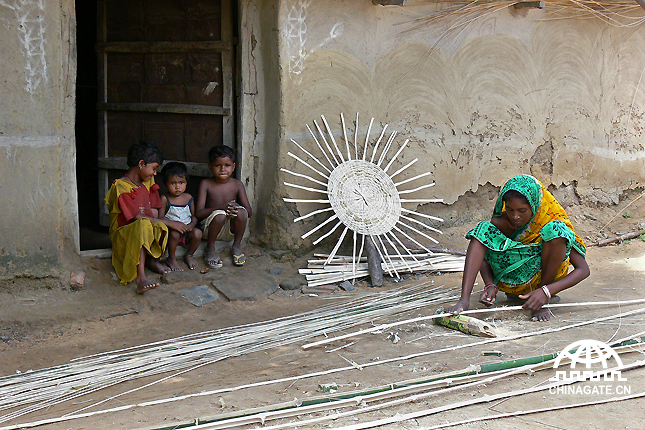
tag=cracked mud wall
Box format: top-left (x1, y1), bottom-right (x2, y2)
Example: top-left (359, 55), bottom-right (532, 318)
top-left (258, 0), bottom-right (645, 249)
top-left (0, 0), bottom-right (78, 279)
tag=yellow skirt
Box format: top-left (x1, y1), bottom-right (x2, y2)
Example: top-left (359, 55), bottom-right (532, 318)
top-left (110, 218), bottom-right (168, 284)
top-left (497, 257), bottom-right (570, 296)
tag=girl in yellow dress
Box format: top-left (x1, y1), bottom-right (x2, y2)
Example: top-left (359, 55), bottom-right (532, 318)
top-left (105, 141), bottom-right (171, 294)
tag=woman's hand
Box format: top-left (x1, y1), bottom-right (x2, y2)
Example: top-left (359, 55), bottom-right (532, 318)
top-left (519, 287), bottom-right (549, 311)
top-left (479, 283), bottom-right (498, 307)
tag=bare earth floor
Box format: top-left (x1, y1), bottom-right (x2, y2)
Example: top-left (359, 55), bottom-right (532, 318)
top-left (1, 196), bottom-right (645, 430)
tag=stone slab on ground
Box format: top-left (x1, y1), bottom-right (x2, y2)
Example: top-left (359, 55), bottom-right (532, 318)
top-left (279, 274), bottom-right (306, 291)
top-left (179, 284), bottom-right (220, 307)
top-left (161, 270), bottom-right (202, 284)
top-left (211, 272), bottom-right (280, 301)
top-left (301, 284), bottom-right (338, 295)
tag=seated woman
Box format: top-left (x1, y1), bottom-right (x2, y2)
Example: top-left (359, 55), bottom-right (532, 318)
top-left (446, 174), bottom-right (590, 321)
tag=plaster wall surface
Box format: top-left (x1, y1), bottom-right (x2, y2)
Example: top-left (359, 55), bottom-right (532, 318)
top-left (0, 0), bottom-right (78, 280)
top-left (267, 0), bottom-right (645, 248)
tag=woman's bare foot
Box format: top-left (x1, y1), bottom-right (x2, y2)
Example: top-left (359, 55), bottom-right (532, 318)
top-left (147, 259), bottom-right (170, 274)
top-left (165, 257), bottom-right (184, 272)
top-left (136, 276), bottom-right (159, 294)
top-left (205, 247), bottom-right (222, 268)
top-left (445, 300), bottom-right (469, 315)
top-left (531, 307), bottom-right (551, 322)
top-left (185, 254), bottom-right (198, 270)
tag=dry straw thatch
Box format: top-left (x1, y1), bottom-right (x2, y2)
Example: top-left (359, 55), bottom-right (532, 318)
top-left (404, 0), bottom-right (645, 34)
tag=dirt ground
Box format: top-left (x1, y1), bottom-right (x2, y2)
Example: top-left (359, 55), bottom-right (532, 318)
top-left (1, 190), bottom-right (645, 430)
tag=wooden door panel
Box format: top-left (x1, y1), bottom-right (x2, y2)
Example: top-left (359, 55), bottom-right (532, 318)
top-left (97, 0), bottom-right (234, 225)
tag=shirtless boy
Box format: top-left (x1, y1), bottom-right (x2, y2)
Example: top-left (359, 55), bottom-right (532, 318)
top-left (195, 145), bottom-right (252, 268)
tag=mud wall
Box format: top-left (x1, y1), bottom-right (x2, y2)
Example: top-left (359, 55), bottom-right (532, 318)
top-left (255, 0), bottom-right (645, 249)
top-left (238, 0), bottom-right (283, 241)
top-left (0, 0), bottom-right (78, 280)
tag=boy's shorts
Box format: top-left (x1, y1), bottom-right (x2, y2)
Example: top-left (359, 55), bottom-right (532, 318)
top-left (200, 210), bottom-right (234, 241)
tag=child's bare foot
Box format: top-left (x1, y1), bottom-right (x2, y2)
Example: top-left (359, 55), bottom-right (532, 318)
top-left (147, 259), bottom-right (170, 274)
top-left (165, 257), bottom-right (184, 272)
top-left (205, 247), bottom-right (222, 268)
top-left (136, 276), bottom-right (159, 294)
top-left (531, 308), bottom-right (551, 322)
top-left (185, 254), bottom-right (198, 270)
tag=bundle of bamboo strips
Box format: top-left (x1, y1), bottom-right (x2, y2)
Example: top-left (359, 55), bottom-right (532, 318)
top-left (135, 334), bottom-right (645, 430)
top-left (5, 307), bottom-right (645, 430)
top-left (0, 283), bottom-right (459, 424)
top-left (301, 252), bottom-right (465, 286)
top-left (404, 0), bottom-right (645, 34)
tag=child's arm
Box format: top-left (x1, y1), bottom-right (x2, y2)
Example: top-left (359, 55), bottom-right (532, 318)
top-left (195, 179), bottom-right (215, 220)
top-left (159, 195), bottom-right (169, 219)
top-left (235, 181), bottom-right (252, 218)
top-left (187, 194), bottom-right (199, 231)
top-left (225, 181), bottom-right (252, 218)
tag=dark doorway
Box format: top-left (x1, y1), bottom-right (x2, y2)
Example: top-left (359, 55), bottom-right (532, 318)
top-left (76, 0), bottom-right (111, 250)
top-left (75, 0), bottom-right (238, 251)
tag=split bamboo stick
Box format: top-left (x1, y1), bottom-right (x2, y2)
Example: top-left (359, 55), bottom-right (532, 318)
top-left (417, 391), bottom-right (645, 430)
top-left (303, 299), bottom-right (645, 348)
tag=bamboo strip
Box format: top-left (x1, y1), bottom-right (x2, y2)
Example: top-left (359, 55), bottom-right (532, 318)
top-left (280, 168), bottom-right (328, 187)
top-left (369, 123), bottom-right (388, 164)
top-left (302, 300), bottom-right (645, 349)
top-left (306, 123), bottom-right (335, 169)
top-left (389, 157), bottom-right (418, 179)
top-left (417, 391), bottom-right (645, 430)
top-left (340, 112), bottom-right (351, 161)
top-left (286, 152), bottom-right (329, 180)
top-left (323, 225), bottom-right (349, 265)
top-left (394, 172), bottom-right (432, 187)
top-left (312, 220), bottom-right (343, 245)
top-left (288, 138), bottom-right (331, 174)
top-left (362, 117), bottom-right (374, 161)
top-left (401, 207), bottom-right (444, 222)
top-left (293, 206), bottom-right (334, 223)
top-left (301, 214), bottom-right (338, 239)
top-left (383, 138), bottom-right (408, 173)
top-left (313, 119), bottom-right (340, 166)
top-left (376, 130), bottom-right (397, 168)
top-left (400, 213), bottom-right (443, 234)
top-left (396, 219), bottom-right (440, 244)
top-left (283, 181), bottom-right (327, 194)
top-left (320, 114), bottom-right (346, 163)
top-left (321, 360), bottom-right (645, 430)
top-left (353, 112), bottom-right (359, 159)
top-left (397, 182), bottom-right (436, 194)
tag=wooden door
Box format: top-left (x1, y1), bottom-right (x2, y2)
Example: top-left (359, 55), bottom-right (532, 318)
top-left (96, 0), bottom-right (235, 225)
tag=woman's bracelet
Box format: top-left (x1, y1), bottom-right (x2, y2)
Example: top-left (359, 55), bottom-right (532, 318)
top-left (484, 282), bottom-right (497, 290)
top-left (541, 285), bottom-right (552, 300)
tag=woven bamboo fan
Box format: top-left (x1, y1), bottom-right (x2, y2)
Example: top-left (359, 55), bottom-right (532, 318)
top-left (282, 113), bottom-right (458, 282)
